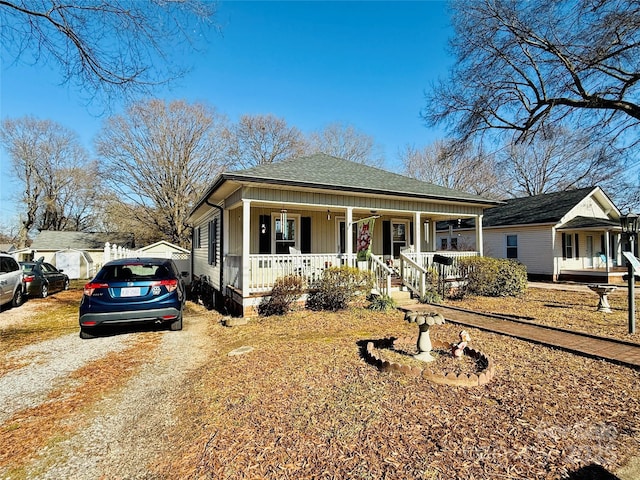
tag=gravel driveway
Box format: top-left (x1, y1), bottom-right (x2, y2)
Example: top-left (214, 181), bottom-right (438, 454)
top-left (0, 297), bottom-right (217, 479)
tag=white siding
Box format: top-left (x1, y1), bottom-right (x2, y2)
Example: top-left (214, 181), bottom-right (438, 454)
top-left (192, 209), bottom-right (222, 289)
top-left (564, 195), bottom-right (611, 222)
top-left (483, 225), bottom-right (554, 275)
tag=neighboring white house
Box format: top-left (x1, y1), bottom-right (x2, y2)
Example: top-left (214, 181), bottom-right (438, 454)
top-left (437, 187), bottom-right (625, 283)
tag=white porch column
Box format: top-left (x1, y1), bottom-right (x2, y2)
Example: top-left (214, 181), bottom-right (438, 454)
top-left (414, 211), bottom-right (421, 254)
top-left (430, 219), bottom-right (437, 250)
top-left (605, 230), bottom-right (611, 274)
top-left (223, 206), bottom-right (230, 295)
top-left (476, 214), bottom-right (484, 256)
top-left (242, 199), bottom-right (251, 296)
top-left (346, 207), bottom-right (353, 267)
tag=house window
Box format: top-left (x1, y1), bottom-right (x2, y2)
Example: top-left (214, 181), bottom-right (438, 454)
top-left (274, 215), bottom-right (296, 254)
top-left (451, 237), bottom-right (458, 250)
top-left (563, 233), bottom-right (573, 259)
top-left (506, 235), bottom-right (518, 259)
top-left (208, 218), bottom-right (218, 266)
top-left (441, 238), bottom-right (448, 250)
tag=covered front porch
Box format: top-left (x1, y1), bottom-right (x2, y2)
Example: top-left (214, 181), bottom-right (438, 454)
top-left (222, 197), bottom-right (485, 313)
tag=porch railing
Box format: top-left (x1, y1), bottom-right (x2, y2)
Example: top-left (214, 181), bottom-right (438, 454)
top-left (228, 251), bottom-right (479, 297)
top-left (246, 253), bottom-right (343, 294)
top-left (399, 251), bottom-right (479, 299)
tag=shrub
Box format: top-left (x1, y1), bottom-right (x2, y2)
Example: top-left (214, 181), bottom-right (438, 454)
top-left (258, 274), bottom-right (306, 316)
top-left (458, 256), bottom-right (527, 297)
top-left (419, 289), bottom-right (442, 304)
top-left (307, 266), bottom-right (374, 311)
top-left (368, 294), bottom-right (396, 312)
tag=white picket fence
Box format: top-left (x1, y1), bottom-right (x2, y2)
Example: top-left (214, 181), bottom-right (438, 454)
top-left (102, 242), bottom-right (191, 284)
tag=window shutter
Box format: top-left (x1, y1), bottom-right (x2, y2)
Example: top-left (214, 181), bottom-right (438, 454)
top-left (212, 219), bottom-right (218, 266)
top-left (208, 219), bottom-right (217, 266)
top-left (561, 233), bottom-right (567, 260)
top-left (409, 222), bottom-right (414, 246)
top-left (574, 233), bottom-right (579, 259)
top-left (259, 214), bottom-right (271, 254)
top-left (383, 220), bottom-right (391, 256)
top-left (301, 217), bottom-right (311, 253)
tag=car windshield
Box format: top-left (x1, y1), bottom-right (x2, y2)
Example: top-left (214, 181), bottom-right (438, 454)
top-left (21, 264), bottom-right (35, 273)
top-left (96, 263), bottom-right (172, 281)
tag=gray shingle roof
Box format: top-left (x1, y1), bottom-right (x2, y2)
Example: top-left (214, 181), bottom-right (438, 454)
top-left (557, 216), bottom-right (620, 230)
top-left (31, 231), bottom-right (136, 250)
top-left (221, 153), bottom-right (499, 205)
top-left (483, 187), bottom-right (597, 227)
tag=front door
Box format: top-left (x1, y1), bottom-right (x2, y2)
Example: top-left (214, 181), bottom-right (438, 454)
top-left (392, 221), bottom-right (408, 258)
top-left (586, 235), bottom-right (594, 268)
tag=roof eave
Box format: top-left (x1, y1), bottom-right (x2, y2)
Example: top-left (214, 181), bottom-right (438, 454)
top-left (223, 174), bottom-right (501, 207)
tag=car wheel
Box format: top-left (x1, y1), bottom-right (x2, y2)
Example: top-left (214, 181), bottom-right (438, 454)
top-left (63, 279), bottom-right (70, 290)
top-left (79, 328), bottom-right (96, 339)
top-left (40, 283), bottom-right (48, 298)
top-left (169, 314), bottom-right (183, 331)
top-left (11, 287), bottom-right (24, 307)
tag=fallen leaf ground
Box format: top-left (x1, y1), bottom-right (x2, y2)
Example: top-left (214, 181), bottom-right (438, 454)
top-left (2, 286), bottom-right (638, 479)
top-left (153, 287), bottom-right (640, 479)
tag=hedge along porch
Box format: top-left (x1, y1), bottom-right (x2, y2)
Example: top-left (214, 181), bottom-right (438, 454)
top-left (188, 154), bottom-right (500, 316)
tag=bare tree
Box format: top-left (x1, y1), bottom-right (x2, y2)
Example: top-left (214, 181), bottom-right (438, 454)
top-left (306, 122), bottom-right (384, 167)
top-left (400, 140), bottom-right (502, 198)
top-left (0, 116), bottom-right (97, 247)
top-left (422, 0), bottom-right (640, 207)
top-left (1, 0), bottom-right (217, 105)
top-left (423, 0), bottom-right (640, 151)
top-left (497, 126), bottom-right (627, 197)
top-left (226, 114), bottom-right (307, 169)
top-left (95, 99), bottom-right (228, 247)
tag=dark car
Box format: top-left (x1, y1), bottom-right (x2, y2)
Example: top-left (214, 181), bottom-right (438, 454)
top-left (78, 257), bottom-right (185, 339)
top-left (20, 259), bottom-right (70, 298)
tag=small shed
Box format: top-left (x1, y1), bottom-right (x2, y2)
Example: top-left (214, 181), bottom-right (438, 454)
top-left (55, 249), bottom-right (94, 280)
top-left (137, 240), bottom-right (192, 284)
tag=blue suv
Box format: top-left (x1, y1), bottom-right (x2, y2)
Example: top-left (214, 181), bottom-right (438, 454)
top-left (79, 257), bottom-right (185, 339)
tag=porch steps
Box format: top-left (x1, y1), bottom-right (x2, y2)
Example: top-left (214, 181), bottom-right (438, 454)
top-left (389, 288), bottom-right (419, 307)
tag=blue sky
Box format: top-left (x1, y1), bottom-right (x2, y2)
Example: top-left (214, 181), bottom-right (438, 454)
top-left (0, 1), bottom-right (454, 227)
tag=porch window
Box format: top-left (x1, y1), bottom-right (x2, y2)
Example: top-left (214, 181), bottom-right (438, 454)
top-left (441, 238), bottom-right (448, 250)
top-left (275, 216), bottom-right (296, 254)
top-left (561, 233), bottom-right (580, 260)
top-left (506, 234), bottom-right (518, 259)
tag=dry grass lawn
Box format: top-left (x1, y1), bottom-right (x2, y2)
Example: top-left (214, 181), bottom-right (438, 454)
top-left (1, 285), bottom-right (639, 479)
top-left (154, 287), bottom-right (640, 479)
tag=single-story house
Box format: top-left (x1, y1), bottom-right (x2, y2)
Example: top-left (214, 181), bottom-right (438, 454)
top-left (188, 153), bottom-right (500, 315)
top-left (18, 231), bottom-right (136, 279)
top-left (436, 186), bottom-right (625, 283)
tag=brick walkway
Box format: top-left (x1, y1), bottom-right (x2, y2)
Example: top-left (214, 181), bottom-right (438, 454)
top-left (403, 303), bottom-right (640, 370)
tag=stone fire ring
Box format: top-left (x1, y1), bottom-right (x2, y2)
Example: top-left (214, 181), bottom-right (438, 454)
top-left (365, 337), bottom-right (496, 387)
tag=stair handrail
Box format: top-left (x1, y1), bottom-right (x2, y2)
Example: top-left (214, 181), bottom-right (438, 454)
top-left (399, 252), bottom-right (428, 299)
top-left (368, 254), bottom-right (393, 296)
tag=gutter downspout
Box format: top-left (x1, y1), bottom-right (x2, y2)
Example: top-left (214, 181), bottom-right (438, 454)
top-left (205, 199), bottom-right (224, 299)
